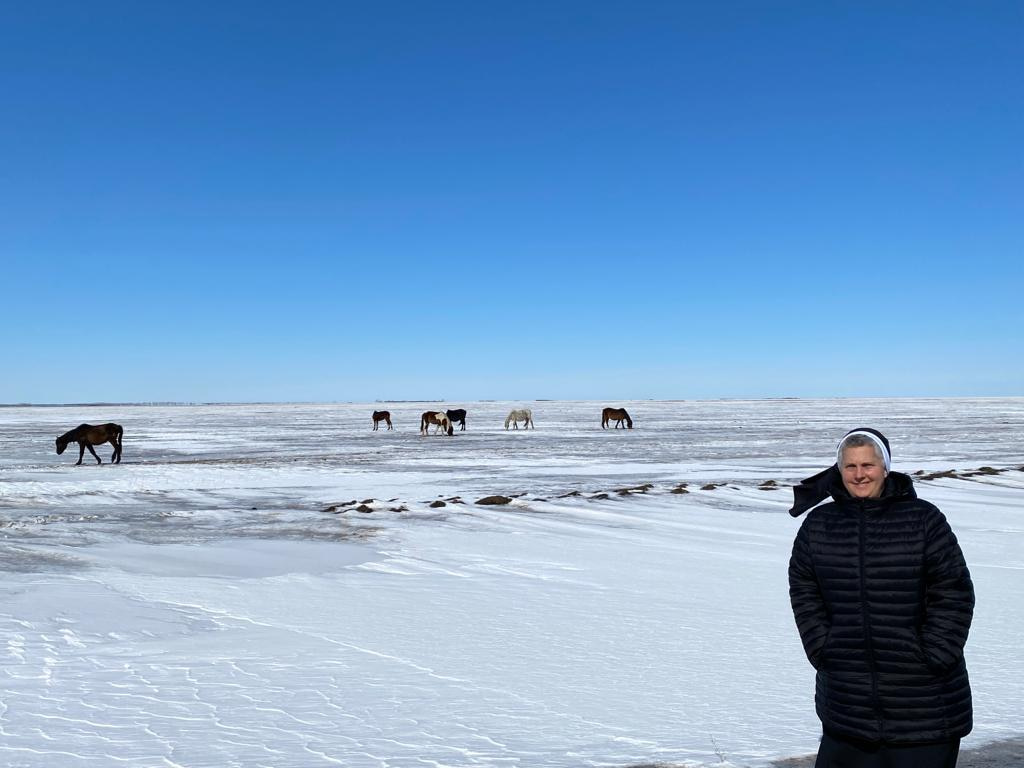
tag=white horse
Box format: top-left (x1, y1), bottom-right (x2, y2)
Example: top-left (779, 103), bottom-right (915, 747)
top-left (504, 408), bottom-right (534, 430)
top-left (421, 411), bottom-right (454, 436)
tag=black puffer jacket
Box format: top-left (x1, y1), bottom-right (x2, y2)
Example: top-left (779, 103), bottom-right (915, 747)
top-left (789, 472), bottom-right (974, 744)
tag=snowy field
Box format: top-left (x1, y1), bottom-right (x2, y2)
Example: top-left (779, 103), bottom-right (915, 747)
top-left (1, 398), bottom-right (1022, 768)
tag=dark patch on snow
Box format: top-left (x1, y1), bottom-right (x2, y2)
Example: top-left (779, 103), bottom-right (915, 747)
top-left (476, 495), bottom-right (513, 506)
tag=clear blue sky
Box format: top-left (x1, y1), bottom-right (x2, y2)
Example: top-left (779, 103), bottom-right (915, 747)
top-left (3, 2), bottom-right (1021, 403)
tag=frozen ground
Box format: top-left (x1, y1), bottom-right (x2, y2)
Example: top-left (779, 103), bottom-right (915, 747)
top-left (0, 398), bottom-right (1022, 767)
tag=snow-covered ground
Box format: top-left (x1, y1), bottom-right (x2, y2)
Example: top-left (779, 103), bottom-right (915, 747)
top-left (1, 398), bottom-right (1021, 767)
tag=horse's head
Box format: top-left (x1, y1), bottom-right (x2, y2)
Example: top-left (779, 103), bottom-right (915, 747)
top-left (447, 423), bottom-right (454, 436)
top-left (55, 436), bottom-right (68, 455)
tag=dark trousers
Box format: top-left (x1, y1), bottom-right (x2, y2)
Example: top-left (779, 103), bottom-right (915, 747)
top-left (814, 732), bottom-right (960, 768)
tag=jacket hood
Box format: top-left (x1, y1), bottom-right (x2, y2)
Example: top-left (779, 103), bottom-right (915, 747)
top-left (789, 468), bottom-right (916, 517)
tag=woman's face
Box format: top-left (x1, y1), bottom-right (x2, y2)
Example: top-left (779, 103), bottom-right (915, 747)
top-left (840, 444), bottom-right (887, 499)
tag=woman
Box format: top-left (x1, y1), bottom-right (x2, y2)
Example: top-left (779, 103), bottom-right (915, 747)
top-left (789, 428), bottom-right (974, 768)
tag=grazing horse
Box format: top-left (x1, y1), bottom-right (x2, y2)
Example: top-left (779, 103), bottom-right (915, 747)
top-left (56, 423), bottom-right (124, 465)
top-left (372, 410), bottom-right (393, 431)
top-left (601, 407), bottom-right (633, 429)
top-left (420, 411), bottom-right (454, 436)
top-left (446, 409), bottom-right (467, 431)
top-left (504, 408), bottom-right (534, 430)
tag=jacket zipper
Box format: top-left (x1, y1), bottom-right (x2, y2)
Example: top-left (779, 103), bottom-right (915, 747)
top-left (858, 501), bottom-right (884, 739)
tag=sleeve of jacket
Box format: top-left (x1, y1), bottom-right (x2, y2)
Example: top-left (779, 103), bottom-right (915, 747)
top-left (789, 522), bottom-right (831, 670)
top-left (920, 508), bottom-right (975, 673)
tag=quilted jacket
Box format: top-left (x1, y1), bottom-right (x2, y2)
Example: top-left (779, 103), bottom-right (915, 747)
top-left (789, 471), bottom-right (974, 744)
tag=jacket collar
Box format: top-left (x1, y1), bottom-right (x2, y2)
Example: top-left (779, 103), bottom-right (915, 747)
top-left (790, 468), bottom-right (916, 517)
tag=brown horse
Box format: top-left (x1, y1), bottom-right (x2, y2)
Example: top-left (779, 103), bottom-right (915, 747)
top-left (446, 408), bottom-right (467, 431)
top-left (420, 411), bottom-right (454, 436)
top-left (56, 423), bottom-right (124, 465)
top-left (372, 410), bottom-right (393, 431)
top-left (601, 407), bottom-right (633, 429)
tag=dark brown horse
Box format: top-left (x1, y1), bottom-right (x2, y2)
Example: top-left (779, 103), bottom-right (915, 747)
top-left (56, 423), bottom-right (124, 465)
top-left (601, 407), bottom-right (633, 429)
top-left (446, 409), bottom-right (467, 431)
top-left (372, 410), bottom-right (393, 431)
top-left (420, 411), bottom-right (454, 436)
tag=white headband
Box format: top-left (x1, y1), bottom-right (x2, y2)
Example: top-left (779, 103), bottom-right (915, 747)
top-left (837, 431), bottom-right (891, 472)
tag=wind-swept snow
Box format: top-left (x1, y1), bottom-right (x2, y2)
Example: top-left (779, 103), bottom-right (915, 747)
top-left (1, 399), bottom-right (1021, 766)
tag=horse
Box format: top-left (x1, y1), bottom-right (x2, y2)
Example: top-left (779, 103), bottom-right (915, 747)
top-left (56, 423), bottom-right (124, 465)
top-left (420, 411), bottom-right (454, 436)
top-left (446, 409), bottom-right (467, 431)
top-left (372, 410), bottom-right (393, 431)
top-left (601, 407), bottom-right (633, 429)
top-left (504, 408), bottom-right (534, 430)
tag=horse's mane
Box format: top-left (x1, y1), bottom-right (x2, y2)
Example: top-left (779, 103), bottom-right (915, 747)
top-left (57, 424), bottom-right (90, 443)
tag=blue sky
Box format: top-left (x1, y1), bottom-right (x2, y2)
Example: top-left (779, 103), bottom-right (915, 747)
top-left (2, 2), bottom-right (1021, 402)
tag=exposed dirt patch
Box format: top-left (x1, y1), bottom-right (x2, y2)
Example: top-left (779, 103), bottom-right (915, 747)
top-left (919, 469), bottom-right (960, 481)
top-left (962, 466), bottom-right (1005, 477)
top-left (615, 483), bottom-right (655, 495)
top-left (323, 500), bottom-right (358, 513)
top-left (476, 495), bottom-right (513, 506)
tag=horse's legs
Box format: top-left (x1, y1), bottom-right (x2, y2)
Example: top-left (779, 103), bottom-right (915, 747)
top-left (386, 419), bottom-right (393, 430)
top-left (86, 443), bottom-right (101, 464)
top-left (113, 433), bottom-right (122, 463)
top-left (460, 420), bottom-right (465, 431)
top-left (76, 442), bottom-right (85, 465)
